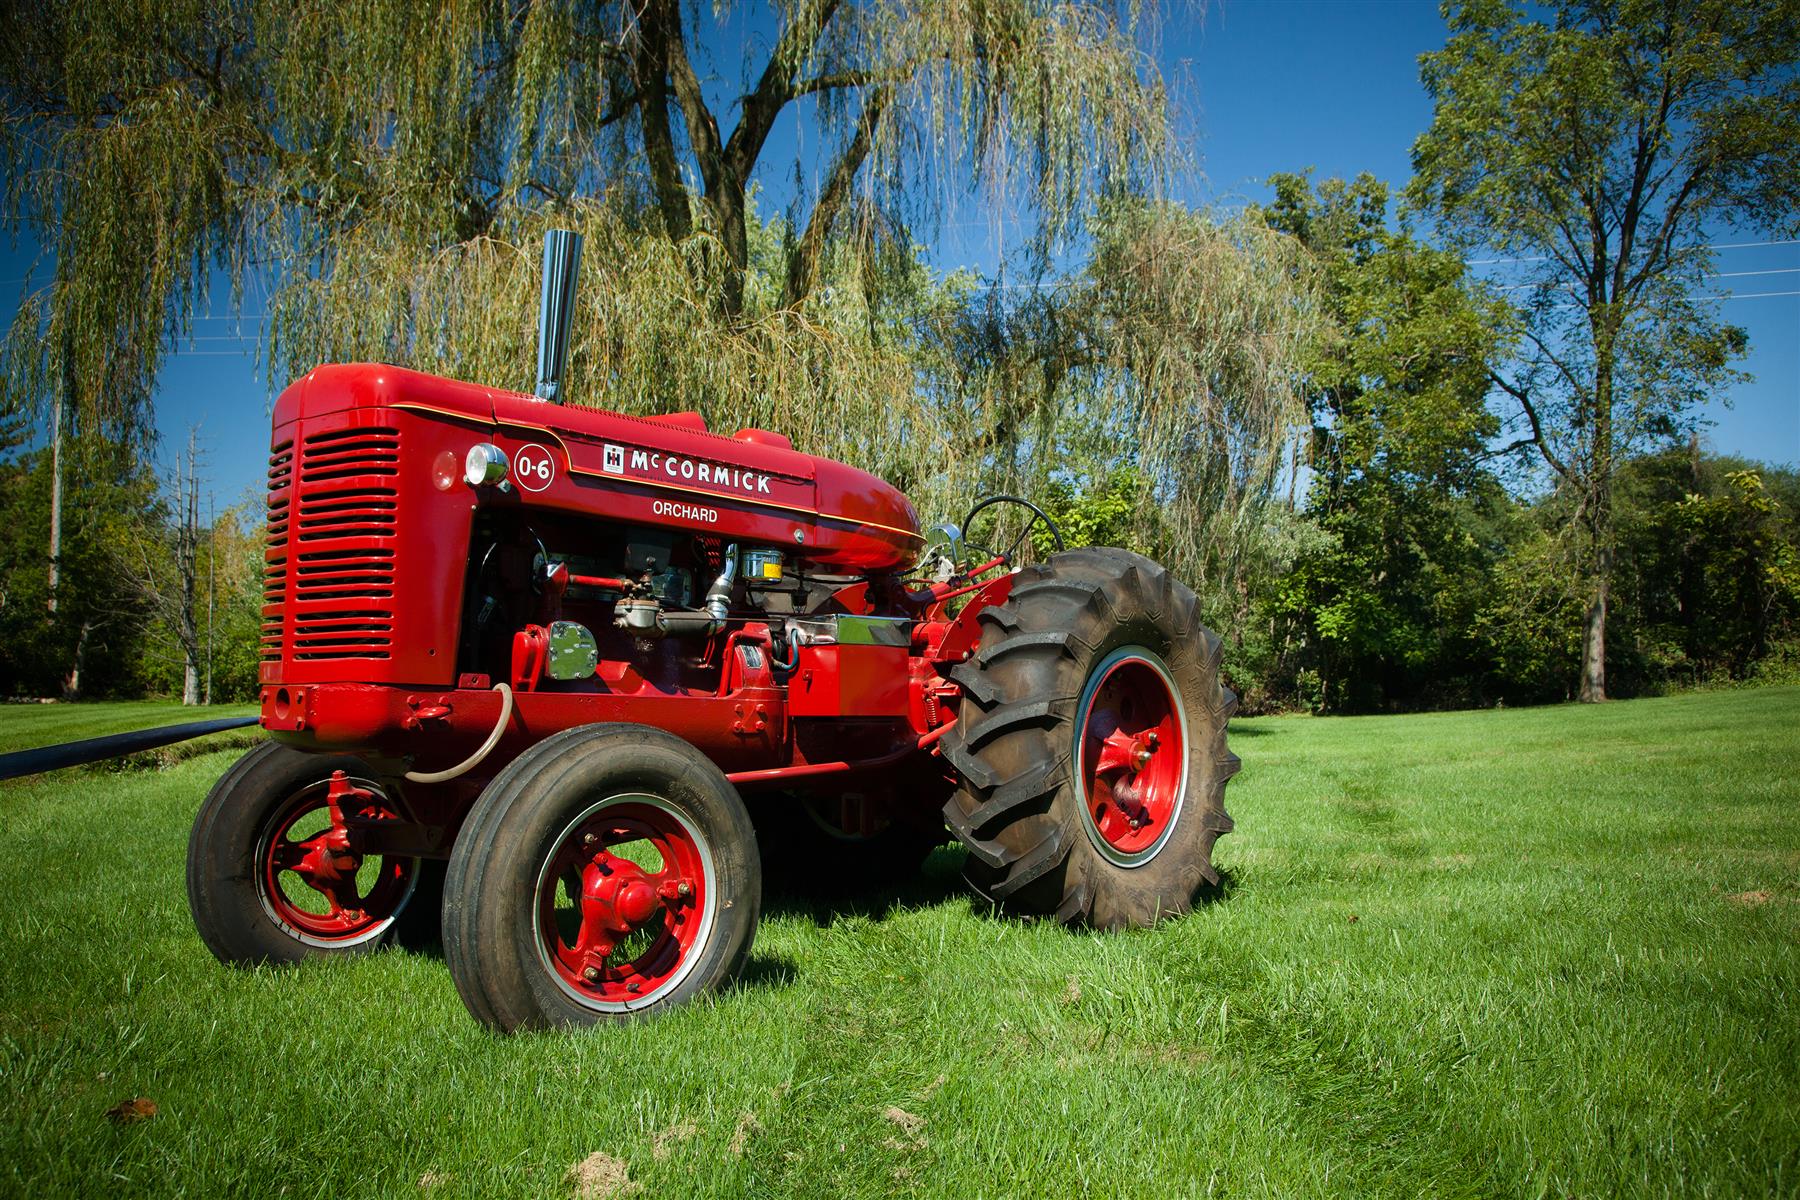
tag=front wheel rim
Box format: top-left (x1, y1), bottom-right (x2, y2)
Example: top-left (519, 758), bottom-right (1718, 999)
top-left (534, 793), bottom-right (717, 1014)
top-left (1074, 645), bottom-right (1190, 868)
top-left (255, 776), bottom-right (418, 948)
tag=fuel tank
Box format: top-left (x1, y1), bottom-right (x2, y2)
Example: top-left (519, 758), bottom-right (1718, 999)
top-left (272, 363), bottom-right (923, 573)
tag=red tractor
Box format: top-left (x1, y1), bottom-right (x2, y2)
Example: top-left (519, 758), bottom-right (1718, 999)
top-left (187, 233), bottom-right (1238, 1031)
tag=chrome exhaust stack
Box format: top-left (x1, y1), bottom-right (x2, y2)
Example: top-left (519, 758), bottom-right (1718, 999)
top-left (534, 228), bottom-right (583, 403)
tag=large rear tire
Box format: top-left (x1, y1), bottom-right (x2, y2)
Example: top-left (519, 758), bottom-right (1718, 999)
top-left (187, 742), bottom-right (427, 965)
top-left (442, 724), bottom-right (761, 1032)
top-left (942, 548), bottom-right (1237, 929)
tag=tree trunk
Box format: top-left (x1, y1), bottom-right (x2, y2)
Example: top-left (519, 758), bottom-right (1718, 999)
top-left (62, 619), bottom-right (91, 700)
top-left (632, 2), bottom-right (692, 245)
top-left (783, 87), bottom-right (891, 308)
top-left (703, 186), bottom-right (749, 319)
top-left (177, 433), bottom-right (203, 705)
top-left (46, 392), bottom-right (61, 614)
top-left (1579, 324), bottom-right (1617, 703)
top-left (1579, 571), bottom-right (1608, 702)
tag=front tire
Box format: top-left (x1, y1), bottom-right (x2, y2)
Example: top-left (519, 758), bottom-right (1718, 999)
top-left (442, 724), bottom-right (761, 1032)
top-left (942, 548), bottom-right (1237, 929)
top-left (187, 742), bottom-right (424, 965)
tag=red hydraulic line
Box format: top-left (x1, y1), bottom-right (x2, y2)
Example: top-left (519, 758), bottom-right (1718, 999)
top-left (726, 722), bottom-right (953, 788)
top-left (568, 573), bottom-right (633, 591)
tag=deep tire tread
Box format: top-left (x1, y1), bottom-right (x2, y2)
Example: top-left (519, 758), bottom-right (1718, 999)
top-left (942, 547), bottom-right (1236, 930)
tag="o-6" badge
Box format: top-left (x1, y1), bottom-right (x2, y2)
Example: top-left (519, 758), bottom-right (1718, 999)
top-left (514, 444), bottom-right (557, 492)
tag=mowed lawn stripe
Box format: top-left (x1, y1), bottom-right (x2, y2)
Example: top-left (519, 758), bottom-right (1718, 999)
top-left (0, 688), bottom-right (1794, 1197)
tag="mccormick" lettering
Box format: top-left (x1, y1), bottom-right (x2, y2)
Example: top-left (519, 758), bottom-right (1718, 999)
top-left (615, 446), bottom-right (773, 495)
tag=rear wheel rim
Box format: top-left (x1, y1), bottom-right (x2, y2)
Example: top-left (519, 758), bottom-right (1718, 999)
top-left (256, 776), bottom-right (417, 948)
top-left (534, 793), bottom-right (717, 1014)
top-left (1075, 646), bottom-right (1189, 867)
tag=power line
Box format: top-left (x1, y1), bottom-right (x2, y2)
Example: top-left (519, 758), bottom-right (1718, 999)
top-left (1467, 238), bottom-right (1800, 265)
top-left (1710, 268), bottom-right (1799, 279)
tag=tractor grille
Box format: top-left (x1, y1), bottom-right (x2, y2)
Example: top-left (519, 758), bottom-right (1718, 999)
top-left (261, 440), bottom-right (294, 663)
top-left (264, 426), bottom-right (402, 664)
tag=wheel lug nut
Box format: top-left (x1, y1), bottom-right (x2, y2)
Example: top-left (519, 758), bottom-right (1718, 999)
top-left (581, 833), bottom-right (597, 849)
top-left (676, 881), bottom-right (692, 898)
top-left (627, 981), bottom-right (641, 993)
top-left (582, 966), bottom-right (601, 984)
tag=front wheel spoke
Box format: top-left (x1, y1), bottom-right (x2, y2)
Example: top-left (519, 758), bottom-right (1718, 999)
top-left (569, 907), bottom-right (613, 963)
top-left (270, 838), bottom-right (310, 872)
top-left (309, 858), bottom-right (365, 917)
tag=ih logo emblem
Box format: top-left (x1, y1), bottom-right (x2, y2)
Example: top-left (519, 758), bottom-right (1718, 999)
top-left (602, 443), bottom-right (625, 474)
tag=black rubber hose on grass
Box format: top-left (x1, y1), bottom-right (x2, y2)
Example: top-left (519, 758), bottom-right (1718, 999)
top-left (0, 717), bottom-right (260, 783)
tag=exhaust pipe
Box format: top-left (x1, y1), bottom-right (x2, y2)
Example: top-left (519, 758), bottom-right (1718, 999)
top-left (534, 228), bottom-right (583, 403)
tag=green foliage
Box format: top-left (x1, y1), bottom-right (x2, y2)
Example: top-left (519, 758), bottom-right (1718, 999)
top-left (1468, 517), bottom-right (1585, 703)
top-left (1408, 0), bottom-right (1800, 699)
top-left (0, 4), bottom-right (1316, 652)
top-left (1609, 450), bottom-right (1800, 689)
top-left (1028, 466), bottom-right (1150, 558)
top-left (1250, 172), bottom-right (1511, 711)
top-left (0, 0), bottom-right (1173, 432)
top-left (0, 433), bottom-right (162, 698)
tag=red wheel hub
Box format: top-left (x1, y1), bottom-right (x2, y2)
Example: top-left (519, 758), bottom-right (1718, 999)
top-left (259, 771), bottom-right (415, 945)
top-left (1077, 648), bottom-right (1187, 864)
top-left (538, 798), bottom-right (710, 1009)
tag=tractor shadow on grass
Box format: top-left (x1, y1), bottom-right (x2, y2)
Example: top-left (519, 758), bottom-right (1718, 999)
top-left (733, 951), bottom-right (800, 992)
top-left (761, 844), bottom-right (1240, 930)
top-left (759, 842), bottom-right (971, 926)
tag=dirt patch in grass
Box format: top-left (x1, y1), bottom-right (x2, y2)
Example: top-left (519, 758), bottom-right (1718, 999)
top-left (566, 1151), bottom-right (635, 1199)
top-left (105, 1096), bottom-right (157, 1124)
top-left (1727, 890), bottom-right (1774, 906)
top-left (651, 1121), bottom-right (697, 1161)
top-left (728, 1110), bottom-right (760, 1156)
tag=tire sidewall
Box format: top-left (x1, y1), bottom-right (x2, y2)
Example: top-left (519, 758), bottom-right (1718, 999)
top-left (1059, 607), bottom-right (1221, 909)
top-left (187, 741), bottom-right (419, 965)
top-left (446, 725), bottom-right (760, 1031)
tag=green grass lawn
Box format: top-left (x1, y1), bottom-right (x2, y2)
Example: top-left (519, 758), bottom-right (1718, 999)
top-left (2, 689), bottom-right (1796, 1197)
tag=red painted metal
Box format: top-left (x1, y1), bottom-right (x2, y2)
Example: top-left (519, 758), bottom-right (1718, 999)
top-left (566, 572), bottom-right (632, 591)
top-left (510, 626), bottom-right (549, 692)
top-left (907, 555), bottom-right (1009, 605)
top-left (255, 360), bottom-right (1038, 871)
top-left (725, 722), bottom-right (951, 788)
top-left (538, 799), bottom-right (709, 1007)
top-left (1078, 653), bottom-right (1186, 856)
top-left (262, 364), bottom-right (925, 688)
top-left (786, 643), bottom-right (911, 718)
top-left (259, 770), bottom-right (415, 942)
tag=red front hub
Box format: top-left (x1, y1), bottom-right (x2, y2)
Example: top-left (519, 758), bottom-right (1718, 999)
top-left (537, 799), bottom-right (711, 1011)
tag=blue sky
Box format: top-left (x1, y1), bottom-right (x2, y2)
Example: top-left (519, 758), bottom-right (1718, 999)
top-left (4, 0), bottom-right (1796, 507)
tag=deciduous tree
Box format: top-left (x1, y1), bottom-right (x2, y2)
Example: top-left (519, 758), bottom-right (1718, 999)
top-left (1408, 0), bottom-right (1800, 700)
top-left (1257, 172), bottom-right (1512, 710)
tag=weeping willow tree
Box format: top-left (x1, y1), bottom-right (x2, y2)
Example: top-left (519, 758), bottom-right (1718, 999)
top-left (2, 0), bottom-right (1166, 418)
top-left (1, 0), bottom-right (1317, 627)
top-left (932, 199), bottom-right (1323, 594)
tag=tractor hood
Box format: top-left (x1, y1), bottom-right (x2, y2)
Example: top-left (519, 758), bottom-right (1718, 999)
top-left (272, 363), bottom-right (922, 573)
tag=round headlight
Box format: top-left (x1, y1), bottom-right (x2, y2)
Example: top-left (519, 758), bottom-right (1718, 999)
top-left (464, 443), bottom-right (510, 487)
